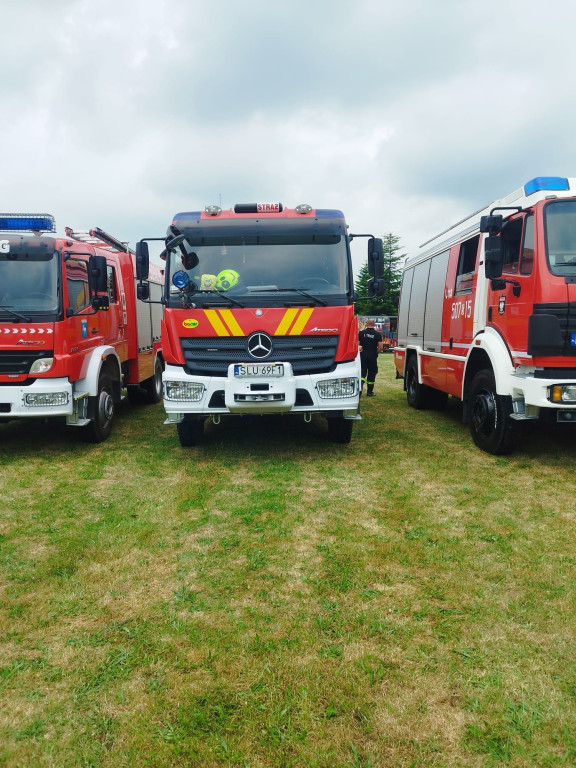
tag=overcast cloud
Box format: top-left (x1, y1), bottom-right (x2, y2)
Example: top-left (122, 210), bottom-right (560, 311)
top-left (2, 0), bottom-right (576, 273)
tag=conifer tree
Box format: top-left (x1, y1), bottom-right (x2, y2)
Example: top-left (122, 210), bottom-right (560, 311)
top-left (354, 233), bottom-right (405, 315)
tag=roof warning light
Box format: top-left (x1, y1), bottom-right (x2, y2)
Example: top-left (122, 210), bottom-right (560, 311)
top-left (524, 177), bottom-right (570, 195)
top-left (0, 213), bottom-right (56, 233)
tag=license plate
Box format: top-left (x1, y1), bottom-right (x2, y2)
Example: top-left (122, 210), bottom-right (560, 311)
top-left (234, 363), bottom-right (284, 377)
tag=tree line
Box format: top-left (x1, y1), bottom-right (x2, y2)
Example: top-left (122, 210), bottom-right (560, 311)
top-left (354, 232), bottom-right (405, 316)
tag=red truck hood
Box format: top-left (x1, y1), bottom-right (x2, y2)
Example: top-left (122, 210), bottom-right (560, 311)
top-left (162, 306), bottom-right (357, 365)
top-left (0, 321), bottom-right (55, 349)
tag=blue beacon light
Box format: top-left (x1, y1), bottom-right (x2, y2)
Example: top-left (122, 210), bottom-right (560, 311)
top-left (172, 270), bottom-right (190, 290)
top-left (0, 213), bottom-right (56, 232)
top-left (524, 177), bottom-right (570, 195)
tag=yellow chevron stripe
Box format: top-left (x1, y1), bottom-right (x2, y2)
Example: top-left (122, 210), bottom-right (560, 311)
top-left (204, 309), bottom-right (229, 336)
top-left (274, 308), bottom-right (299, 336)
top-left (290, 307), bottom-right (314, 335)
top-left (219, 309), bottom-right (244, 336)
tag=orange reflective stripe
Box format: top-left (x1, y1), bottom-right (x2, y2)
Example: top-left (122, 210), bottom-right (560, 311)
top-left (219, 309), bottom-right (243, 336)
top-left (274, 308), bottom-right (299, 336)
top-left (289, 307), bottom-right (314, 335)
top-left (204, 309), bottom-right (229, 336)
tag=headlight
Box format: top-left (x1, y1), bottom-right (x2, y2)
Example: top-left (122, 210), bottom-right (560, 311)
top-left (24, 392), bottom-right (68, 407)
top-left (30, 357), bottom-right (54, 374)
top-left (164, 381), bottom-right (205, 401)
top-left (317, 377), bottom-right (358, 399)
top-left (550, 384), bottom-right (576, 403)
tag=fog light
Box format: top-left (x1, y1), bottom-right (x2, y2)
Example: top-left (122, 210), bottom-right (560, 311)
top-left (30, 357), bottom-right (54, 374)
top-left (24, 392), bottom-right (68, 407)
top-left (164, 381), bottom-right (205, 401)
top-left (317, 377), bottom-right (358, 399)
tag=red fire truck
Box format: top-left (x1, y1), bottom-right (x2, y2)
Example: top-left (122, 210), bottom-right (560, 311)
top-left (135, 202), bottom-right (384, 445)
top-left (0, 214), bottom-right (163, 441)
top-left (394, 176), bottom-right (576, 454)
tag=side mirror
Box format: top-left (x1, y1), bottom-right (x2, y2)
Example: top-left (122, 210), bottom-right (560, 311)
top-left (368, 237), bottom-right (384, 277)
top-left (136, 241), bottom-right (150, 281)
top-left (137, 282), bottom-right (150, 301)
top-left (368, 278), bottom-right (386, 297)
top-left (92, 295), bottom-right (110, 312)
top-left (88, 254), bottom-right (108, 293)
top-left (480, 214), bottom-right (503, 234)
top-left (484, 235), bottom-right (503, 279)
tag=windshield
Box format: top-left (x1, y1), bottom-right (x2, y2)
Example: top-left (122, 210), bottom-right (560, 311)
top-left (545, 199), bottom-right (576, 276)
top-left (0, 251), bottom-right (59, 316)
top-left (166, 234), bottom-right (351, 307)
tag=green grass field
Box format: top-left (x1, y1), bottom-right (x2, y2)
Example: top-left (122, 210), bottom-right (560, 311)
top-left (1, 356), bottom-right (575, 767)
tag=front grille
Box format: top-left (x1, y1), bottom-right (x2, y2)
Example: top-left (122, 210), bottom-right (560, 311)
top-left (181, 335), bottom-right (339, 377)
top-left (532, 303), bottom-right (576, 356)
top-left (0, 350), bottom-right (51, 375)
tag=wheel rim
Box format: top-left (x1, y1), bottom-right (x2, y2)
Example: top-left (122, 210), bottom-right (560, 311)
top-left (407, 368), bottom-right (416, 400)
top-left (154, 367), bottom-right (162, 398)
top-left (98, 389), bottom-right (114, 428)
top-left (471, 389), bottom-right (497, 438)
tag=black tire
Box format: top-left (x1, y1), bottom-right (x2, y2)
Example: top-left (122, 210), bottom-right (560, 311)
top-left (405, 356), bottom-right (447, 411)
top-left (177, 416), bottom-right (205, 447)
top-left (327, 416), bottom-right (354, 444)
top-left (468, 369), bottom-right (520, 455)
top-left (142, 358), bottom-right (163, 404)
top-left (405, 356), bottom-right (429, 409)
top-left (82, 376), bottom-right (115, 443)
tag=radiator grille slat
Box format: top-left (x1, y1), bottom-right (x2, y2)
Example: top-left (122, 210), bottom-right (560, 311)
top-left (533, 303), bottom-right (576, 356)
top-left (180, 335), bottom-right (338, 377)
top-left (0, 350), bottom-right (51, 375)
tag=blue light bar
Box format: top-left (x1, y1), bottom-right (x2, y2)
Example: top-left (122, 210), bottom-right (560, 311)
top-left (315, 209), bottom-right (345, 219)
top-left (524, 177), bottom-right (570, 195)
top-left (0, 213), bottom-right (56, 232)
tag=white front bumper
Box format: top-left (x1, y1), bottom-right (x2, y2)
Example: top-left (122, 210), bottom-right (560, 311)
top-left (162, 361), bottom-right (360, 421)
top-left (0, 378), bottom-right (74, 418)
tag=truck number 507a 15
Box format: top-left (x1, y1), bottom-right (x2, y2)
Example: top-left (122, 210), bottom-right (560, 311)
top-left (451, 299), bottom-right (472, 320)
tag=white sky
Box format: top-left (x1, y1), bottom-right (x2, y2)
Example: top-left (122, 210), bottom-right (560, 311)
top-left (2, 0), bottom-right (576, 275)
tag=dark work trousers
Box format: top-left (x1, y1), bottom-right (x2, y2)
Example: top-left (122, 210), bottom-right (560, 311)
top-left (360, 352), bottom-right (378, 394)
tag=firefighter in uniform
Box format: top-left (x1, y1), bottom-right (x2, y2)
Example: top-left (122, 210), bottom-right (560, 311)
top-left (359, 318), bottom-right (384, 397)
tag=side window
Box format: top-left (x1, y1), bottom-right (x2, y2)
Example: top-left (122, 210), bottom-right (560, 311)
top-left (66, 259), bottom-right (89, 312)
top-left (501, 218), bottom-right (523, 274)
top-left (455, 235), bottom-right (479, 295)
top-left (107, 265), bottom-right (117, 303)
top-left (520, 215), bottom-right (535, 275)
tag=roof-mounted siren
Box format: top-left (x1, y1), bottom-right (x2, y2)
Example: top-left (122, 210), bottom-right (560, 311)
top-left (0, 213), bottom-right (56, 234)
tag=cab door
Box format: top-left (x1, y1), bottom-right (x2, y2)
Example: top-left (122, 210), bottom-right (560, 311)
top-left (63, 256), bottom-right (110, 377)
top-left (105, 262), bottom-right (128, 360)
top-left (487, 214), bottom-right (535, 356)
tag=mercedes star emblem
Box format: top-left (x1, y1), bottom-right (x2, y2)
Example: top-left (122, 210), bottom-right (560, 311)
top-left (247, 332), bottom-right (273, 359)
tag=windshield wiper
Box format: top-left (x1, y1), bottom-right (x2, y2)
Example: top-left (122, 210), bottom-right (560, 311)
top-left (250, 287), bottom-right (327, 306)
top-left (201, 290), bottom-right (245, 308)
top-left (0, 305), bottom-right (31, 322)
